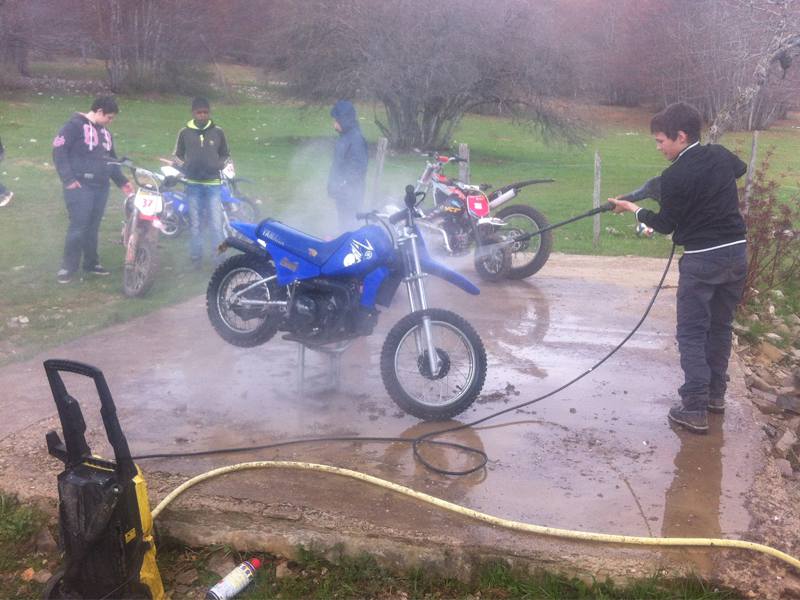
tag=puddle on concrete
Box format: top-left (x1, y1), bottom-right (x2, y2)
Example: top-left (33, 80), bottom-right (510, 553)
top-left (1, 257), bottom-right (754, 576)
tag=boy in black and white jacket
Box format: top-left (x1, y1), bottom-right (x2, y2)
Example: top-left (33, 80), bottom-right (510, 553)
top-left (609, 102), bottom-right (748, 434)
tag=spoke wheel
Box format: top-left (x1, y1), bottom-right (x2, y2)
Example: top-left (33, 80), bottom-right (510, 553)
top-left (496, 204), bottom-right (553, 279)
top-left (381, 308), bottom-right (486, 420)
top-left (473, 232), bottom-right (511, 282)
top-left (122, 229), bottom-right (159, 297)
top-left (207, 253), bottom-right (281, 347)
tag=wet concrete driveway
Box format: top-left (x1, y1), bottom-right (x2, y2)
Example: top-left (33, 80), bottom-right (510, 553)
top-left (0, 253), bottom-right (790, 590)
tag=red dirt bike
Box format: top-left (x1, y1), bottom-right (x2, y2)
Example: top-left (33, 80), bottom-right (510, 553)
top-left (111, 159), bottom-right (173, 297)
top-left (413, 154), bottom-right (554, 281)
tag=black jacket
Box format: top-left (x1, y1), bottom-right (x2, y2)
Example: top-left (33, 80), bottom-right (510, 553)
top-left (637, 143), bottom-right (747, 251)
top-left (52, 113), bottom-right (127, 188)
top-left (173, 119), bottom-right (230, 183)
top-left (327, 100), bottom-right (368, 202)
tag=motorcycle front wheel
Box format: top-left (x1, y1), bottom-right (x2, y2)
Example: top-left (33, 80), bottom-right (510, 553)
top-left (495, 204), bottom-right (553, 279)
top-left (226, 195), bottom-right (260, 224)
top-left (207, 253), bottom-right (281, 347)
top-left (380, 308), bottom-right (487, 420)
top-left (123, 226), bottom-right (159, 298)
top-left (159, 211), bottom-right (182, 236)
top-left (473, 232), bottom-right (511, 282)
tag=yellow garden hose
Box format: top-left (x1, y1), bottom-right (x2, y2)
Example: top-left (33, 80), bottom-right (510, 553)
top-left (151, 460), bottom-right (800, 571)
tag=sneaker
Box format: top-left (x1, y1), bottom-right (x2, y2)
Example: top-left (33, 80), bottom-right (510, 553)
top-left (0, 191), bottom-right (13, 207)
top-left (85, 264), bottom-right (110, 276)
top-left (56, 269), bottom-right (72, 284)
top-left (667, 405), bottom-right (708, 434)
top-left (708, 396), bottom-right (725, 414)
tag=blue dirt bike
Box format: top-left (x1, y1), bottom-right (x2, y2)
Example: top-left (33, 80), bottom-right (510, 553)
top-left (206, 185), bottom-right (488, 420)
top-left (158, 164), bottom-right (260, 238)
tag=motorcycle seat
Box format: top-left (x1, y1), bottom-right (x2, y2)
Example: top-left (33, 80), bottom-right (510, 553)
top-left (257, 219), bottom-right (351, 266)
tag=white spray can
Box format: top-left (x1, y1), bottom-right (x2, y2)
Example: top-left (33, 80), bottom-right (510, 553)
top-left (206, 558), bottom-right (262, 600)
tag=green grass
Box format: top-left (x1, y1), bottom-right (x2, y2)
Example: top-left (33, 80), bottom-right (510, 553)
top-left (0, 493), bottom-right (47, 598)
top-left (154, 544), bottom-right (737, 599)
top-left (1, 91), bottom-right (798, 363)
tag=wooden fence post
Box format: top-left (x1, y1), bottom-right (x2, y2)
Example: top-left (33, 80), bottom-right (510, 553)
top-left (593, 150), bottom-right (601, 247)
top-left (742, 130), bottom-right (759, 216)
top-left (458, 143), bottom-right (470, 183)
top-left (371, 137), bottom-right (388, 208)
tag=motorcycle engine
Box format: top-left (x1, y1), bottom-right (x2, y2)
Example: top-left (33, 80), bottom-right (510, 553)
top-left (286, 280), bottom-right (360, 343)
top-left (434, 190), bottom-right (471, 254)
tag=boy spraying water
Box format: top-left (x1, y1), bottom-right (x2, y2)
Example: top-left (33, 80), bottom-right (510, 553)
top-left (609, 102), bottom-right (748, 434)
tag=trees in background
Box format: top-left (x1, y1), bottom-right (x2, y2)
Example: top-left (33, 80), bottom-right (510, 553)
top-left (0, 0), bottom-right (798, 146)
top-left (261, 0), bottom-right (580, 149)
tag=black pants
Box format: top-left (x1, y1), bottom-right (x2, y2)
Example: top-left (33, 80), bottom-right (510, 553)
top-left (61, 184), bottom-right (110, 273)
top-left (676, 243), bottom-right (747, 410)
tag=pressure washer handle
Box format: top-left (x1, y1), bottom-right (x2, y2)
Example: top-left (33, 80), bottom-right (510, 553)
top-left (43, 359), bottom-right (135, 478)
top-left (587, 201), bottom-right (616, 216)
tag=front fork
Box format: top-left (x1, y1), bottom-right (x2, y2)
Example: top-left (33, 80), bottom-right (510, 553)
top-left (124, 210), bottom-right (140, 266)
top-left (400, 229), bottom-right (441, 377)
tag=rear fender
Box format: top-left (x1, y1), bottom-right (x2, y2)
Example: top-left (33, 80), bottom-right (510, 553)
top-left (488, 178), bottom-right (554, 201)
top-left (231, 221), bottom-right (259, 240)
top-left (221, 236), bottom-right (270, 259)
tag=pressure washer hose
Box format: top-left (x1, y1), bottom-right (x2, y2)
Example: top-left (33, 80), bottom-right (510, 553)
top-left (147, 199), bottom-right (800, 573)
top-left (151, 460), bottom-right (800, 572)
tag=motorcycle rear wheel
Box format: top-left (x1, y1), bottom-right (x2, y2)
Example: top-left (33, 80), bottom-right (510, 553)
top-left (495, 204), bottom-right (553, 279)
top-left (207, 253), bottom-right (281, 347)
top-left (380, 308), bottom-right (486, 421)
top-left (122, 227), bottom-right (159, 298)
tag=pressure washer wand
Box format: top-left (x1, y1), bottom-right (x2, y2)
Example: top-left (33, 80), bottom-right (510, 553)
top-left (512, 201), bottom-right (617, 243)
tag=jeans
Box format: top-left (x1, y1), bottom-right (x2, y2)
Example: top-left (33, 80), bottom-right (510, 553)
top-left (61, 184), bottom-right (110, 273)
top-left (186, 183), bottom-right (223, 262)
top-left (676, 243), bottom-right (747, 410)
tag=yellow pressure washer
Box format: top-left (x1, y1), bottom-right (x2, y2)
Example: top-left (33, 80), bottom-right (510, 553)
top-left (42, 359), bottom-right (164, 600)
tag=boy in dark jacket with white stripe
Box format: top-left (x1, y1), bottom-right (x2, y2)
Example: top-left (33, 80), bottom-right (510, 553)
top-left (173, 97), bottom-right (230, 267)
top-left (52, 96), bottom-right (133, 283)
top-left (609, 102), bottom-right (748, 434)
top-left (328, 100), bottom-right (368, 230)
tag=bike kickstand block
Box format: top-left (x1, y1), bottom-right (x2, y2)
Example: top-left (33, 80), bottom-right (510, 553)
top-left (295, 341), bottom-right (352, 396)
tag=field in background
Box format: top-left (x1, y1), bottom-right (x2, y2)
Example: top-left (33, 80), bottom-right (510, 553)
top-left (1, 78), bottom-right (798, 363)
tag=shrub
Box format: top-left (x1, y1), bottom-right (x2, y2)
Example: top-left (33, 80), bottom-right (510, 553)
top-left (740, 149), bottom-right (800, 306)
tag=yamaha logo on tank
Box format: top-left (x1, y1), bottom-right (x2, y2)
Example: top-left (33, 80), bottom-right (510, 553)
top-left (343, 239), bottom-right (374, 267)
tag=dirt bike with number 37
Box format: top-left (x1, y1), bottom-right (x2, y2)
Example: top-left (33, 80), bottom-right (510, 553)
top-left (110, 159), bottom-right (171, 298)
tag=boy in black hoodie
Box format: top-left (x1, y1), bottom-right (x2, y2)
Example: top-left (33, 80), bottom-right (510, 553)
top-left (172, 97), bottom-right (230, 267)
top-left (609, 102), bottom-right (748, 434)
top-left (52, 96), bottom-right (133, 283)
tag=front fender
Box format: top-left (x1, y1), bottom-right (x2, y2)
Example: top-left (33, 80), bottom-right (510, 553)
top-left (420, 255), bottom-right (480, 295)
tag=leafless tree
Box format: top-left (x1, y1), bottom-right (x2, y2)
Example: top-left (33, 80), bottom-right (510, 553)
top-left (262, 0), bottom-right (580, 150)
top-left (707, 0), bottom-right (800, 141)
top-left (0, 0), bottom-right (32, 76)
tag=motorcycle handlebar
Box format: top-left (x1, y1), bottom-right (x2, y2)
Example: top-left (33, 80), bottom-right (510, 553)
top-left (389, 209), bottom-right (408, 224)
top-left (424, 152), bottom-right (467, 164)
